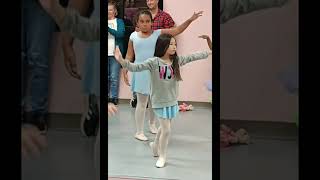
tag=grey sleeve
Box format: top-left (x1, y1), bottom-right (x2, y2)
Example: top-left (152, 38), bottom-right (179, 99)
top-left (220, 0), bottom-right (289, 24)
top-left (178, 51), bottom-right (209, 67)
top-left (60, 8), bottom-right (100, 41)
top-left (122, 58), bottom-right (157, 72)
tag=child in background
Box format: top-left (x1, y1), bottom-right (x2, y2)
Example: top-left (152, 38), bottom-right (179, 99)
top-left (114, 33), bottom-right (212, 168)
top-left (108, 1), bottom-right (126, 105)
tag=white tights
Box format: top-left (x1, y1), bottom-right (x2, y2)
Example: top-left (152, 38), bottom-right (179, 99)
top-left (135, 93), bottom-right (156, 134)
top-left (154, 118), bottom-right (172, 161)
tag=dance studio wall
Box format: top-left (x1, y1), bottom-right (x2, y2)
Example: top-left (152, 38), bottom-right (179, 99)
top-left (47, 36), bottom-right (87, 114)
top-left (220, 0), bottom-right (298, 122)
top-left (118, 0), bottom-right (213, 102)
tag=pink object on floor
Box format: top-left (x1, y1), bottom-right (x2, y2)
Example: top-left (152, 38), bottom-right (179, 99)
top-left (179, 103), bottom-right (194, 112)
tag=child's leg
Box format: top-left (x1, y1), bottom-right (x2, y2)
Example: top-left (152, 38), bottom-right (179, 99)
top-left (135, 93), bottom-right (149, 140)
top-left (148, 96), bottom-right (158, 134)
top-left (150, 126), bottom-right (161, 157)
top-left (156, 118), bottom-right (171, 168)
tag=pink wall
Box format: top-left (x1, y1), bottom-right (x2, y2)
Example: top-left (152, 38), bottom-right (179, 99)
top-left (48, 36), bottom-right (86, 114)
top-left (220, 0), bottom-right (299, 122)
top-left (118, 0), bottom-right (213, 102)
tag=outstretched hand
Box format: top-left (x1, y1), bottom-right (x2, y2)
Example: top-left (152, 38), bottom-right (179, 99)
top-left (199, 35), bottom-right (212, 50)
top-left (198, 35), bottom-right (210, 40)
top-left (190, 11), bottom-right (204, 21)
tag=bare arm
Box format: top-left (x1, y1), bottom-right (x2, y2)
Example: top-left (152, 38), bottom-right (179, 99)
top-left (125, 40), bottom-right (135, 62)
top-left (122, 40), bottom-right (135, 86)
top-left (161, 11), bottom-right (203, 36)
top-left (199, 35), bottom-right (212, 50)
top-left (179, 51), bottom-right (212, 67)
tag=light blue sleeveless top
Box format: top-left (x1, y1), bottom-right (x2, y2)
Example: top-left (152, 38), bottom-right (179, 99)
top-left (130, 30), bottom-right (161, 95)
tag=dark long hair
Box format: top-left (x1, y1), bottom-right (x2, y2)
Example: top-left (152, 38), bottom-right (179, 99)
top-left (154, 34), bottom-right (182, 81)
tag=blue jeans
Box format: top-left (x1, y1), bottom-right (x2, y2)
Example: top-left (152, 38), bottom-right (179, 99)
top-left (21, 0), bottom-right (56, 115)
top-left (108, 56), bottom-right (121, 99)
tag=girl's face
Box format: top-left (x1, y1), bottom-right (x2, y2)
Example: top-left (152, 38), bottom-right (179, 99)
top-left (137, 14), bottom-right (152, 33)
top-left (166, 38), bottom-right (177, 56)
top-left (108, 5), bottom-right (117, 20)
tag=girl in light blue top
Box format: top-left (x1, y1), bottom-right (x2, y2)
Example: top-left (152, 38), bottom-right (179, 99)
top-left (123, 9), bottom-right (204, 142)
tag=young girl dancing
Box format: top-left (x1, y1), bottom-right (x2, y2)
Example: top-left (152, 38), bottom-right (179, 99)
top-left (115, 34), bottom-right (212, 168)
top-left (123, 9), bottom-right (203, 141)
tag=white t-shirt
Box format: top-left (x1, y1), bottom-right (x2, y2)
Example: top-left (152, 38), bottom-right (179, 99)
top-left (108, 18), bottom-right (117, 56)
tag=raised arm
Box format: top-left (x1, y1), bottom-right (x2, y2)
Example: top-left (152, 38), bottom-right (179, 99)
top-left (161, 11), bottom-right (203, 37)
top-left (179, 51), bottom-right (212, 66)
top-left (199, 35), bottom-right (212, 50)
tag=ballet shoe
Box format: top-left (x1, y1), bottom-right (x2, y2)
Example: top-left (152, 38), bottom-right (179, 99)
top-left (134, 133), bottom-right (148, 141)
top-left (156, 157), bottom-right (166, 168)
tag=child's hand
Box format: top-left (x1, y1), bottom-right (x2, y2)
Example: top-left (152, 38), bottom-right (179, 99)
top-left (108, 103), bottom-right (118, 117)
top-left (61, 34), bottom-right (81, 80)
top-left (199, 35), bottom-right (212, 50)
top-left (198, 35), bottom-right (210, 40)
top-left (190, 11), bottom-right (204, 21)
top-left (114, 46), bottom-right (124, 64)
top-left (122, 69), bottom-right (131, 86)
